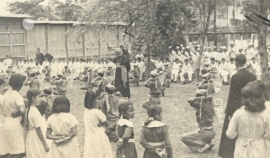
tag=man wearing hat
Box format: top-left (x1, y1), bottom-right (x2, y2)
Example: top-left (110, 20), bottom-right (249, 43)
top-left (180, 58), bottom-right (193, 84)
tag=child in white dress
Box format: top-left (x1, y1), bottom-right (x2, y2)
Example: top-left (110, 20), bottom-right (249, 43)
top-left (226, 81), bottom-right (270, 158)
top-left (1, 73), bottom-right (26, 158)
top-left (24, 89), bottom-right (49, 158)
top-left (0, 78), bottom-right (9, 157)
top-left (83, 88), bottom-right (113, 158)
top-left (46, 96), bottom-right (80, 158)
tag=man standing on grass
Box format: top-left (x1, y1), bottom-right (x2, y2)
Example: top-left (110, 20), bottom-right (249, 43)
top-left (218, 54), bottom-right (256, 158)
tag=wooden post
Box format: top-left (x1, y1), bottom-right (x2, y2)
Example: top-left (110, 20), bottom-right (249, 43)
top-left (24, 30), bottom-right (27, 59)
top-left (65, 25), bottom-right (69, 60)
top-left (214, 0), bottom-right (217, 46)
top-left (146, 0), bottom-right (151, 78)
top-left (45, 24), bottom-right (49, 54)
top-left (83, 33), bottom-right (86, 59)
top-left (98, 31), bottom-right (101, 60)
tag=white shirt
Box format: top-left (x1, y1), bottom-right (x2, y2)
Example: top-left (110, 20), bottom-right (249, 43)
top-left (219, 62), bottom-right (228, 71)
top-left (182, 63), bottom-right (192, 72)
top-left (228, 62), bottom-right (236, 72)
top-left (172, 62), bottom-right (181, 70)
top-left (136, 53), bottom-right (144, 60)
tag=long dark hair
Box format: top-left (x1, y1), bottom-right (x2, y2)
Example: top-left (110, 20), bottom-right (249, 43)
top-left (242, 81), bottom-right (266, 112)
top-left (84, 89), bottom-right (97, 109)
top-left (144, 105), bottom-right (162, 126)
top-left (24, 88), bottom-right (41, 128)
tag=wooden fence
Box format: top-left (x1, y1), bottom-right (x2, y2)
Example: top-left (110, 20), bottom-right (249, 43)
top-left (0, 16), bottom-right (132, 63)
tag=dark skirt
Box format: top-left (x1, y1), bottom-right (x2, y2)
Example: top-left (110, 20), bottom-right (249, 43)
top-left (114, 67), bottom-right (130, 98)
top-left (218, 114), bottom-right (236, 158)
top-left (117, 142), bottom-right (137, 158)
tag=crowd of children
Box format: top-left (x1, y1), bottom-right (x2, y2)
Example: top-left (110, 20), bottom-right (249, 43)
top-left (0, 42), bottom-right (270, 158)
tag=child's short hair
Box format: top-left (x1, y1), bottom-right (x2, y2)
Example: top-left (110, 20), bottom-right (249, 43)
top-left (9, 73), bottom-right (26, 89)
top-left (52, 96), bottom-right (70, 113)
top-left (144, 105), bottom-right (162, 126)
top-left (242, 81), bottom-right (265, 112)
top-left (235, 54), bottom-right (246, 66)
top-left (118, 101), bottom-right (133, 118)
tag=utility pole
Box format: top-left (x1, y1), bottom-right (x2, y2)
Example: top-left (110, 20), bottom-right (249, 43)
top-left (146, 0), bottom-right (151, 78)
top-left (214, 0), bottom-right (217, 46)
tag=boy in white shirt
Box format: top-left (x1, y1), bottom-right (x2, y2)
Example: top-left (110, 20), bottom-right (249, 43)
top-left (251, 57), bottom-right (261, 79)
top-left (227, 58), bottom-right (237, 80)
top-left (136, 50), bottom-right (144, 61)
top-left (180, 58), bottom-right (193, 84)
top-left (136, 57), bottom-right (145, 80)
top-left (218, 58), bottom-right (229, 85)
top-left (171, 58), bottom-right (181, 83)
top-left (151, 57), bottom-right (164, 70)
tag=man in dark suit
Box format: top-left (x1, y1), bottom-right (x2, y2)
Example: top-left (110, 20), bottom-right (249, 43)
top-left (36, 48), bottom-right (44, 65)
top-left (218, 54), bottom-right (256, 158)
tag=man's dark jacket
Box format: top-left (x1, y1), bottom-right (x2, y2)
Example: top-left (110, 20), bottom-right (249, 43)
top-left (36, 52), bottom-right (44, 65)
top-left (225, 68), bottom-right (256, 116)
top-left (44, 53), bottom-right (54, 63)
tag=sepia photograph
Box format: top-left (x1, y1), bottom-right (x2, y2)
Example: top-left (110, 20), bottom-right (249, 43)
top-left (0, 0), bottom-right (270, 158)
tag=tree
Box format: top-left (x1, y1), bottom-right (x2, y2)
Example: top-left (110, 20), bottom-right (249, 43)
top-left (6, 1), bottom-right (83, 21)
top-left (7, 1), bottom-right (57, 20)
top-left (55, 2), bottom-right (83, 21)
top-left (242, 0), bottom-right (270, 81)
top-left (78, 0), bottom-right (198, 53)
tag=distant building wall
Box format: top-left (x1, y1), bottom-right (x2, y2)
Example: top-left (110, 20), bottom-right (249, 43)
top-left (0, 16), bottom-right (131, 61)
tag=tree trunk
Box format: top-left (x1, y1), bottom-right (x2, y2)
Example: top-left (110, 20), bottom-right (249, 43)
top-left (195, 0), bottom-right (214, 82)
top-left (258, 0), bottom-right (269, 81)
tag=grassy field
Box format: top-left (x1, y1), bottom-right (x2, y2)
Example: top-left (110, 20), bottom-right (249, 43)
top-left (21, 79), bottom-right (230, 158)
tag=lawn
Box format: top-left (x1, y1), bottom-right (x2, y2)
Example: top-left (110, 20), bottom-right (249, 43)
top-left (21, 79), bottom-right (230, 158)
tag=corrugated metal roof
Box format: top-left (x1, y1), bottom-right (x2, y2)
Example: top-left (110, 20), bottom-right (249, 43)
top-left (0, 14), bottom-right (33, 18)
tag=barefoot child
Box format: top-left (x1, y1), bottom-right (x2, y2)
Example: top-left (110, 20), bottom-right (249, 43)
top-left (105, 101), bottom-right (138, 158)
top-left (46, 96), bottom-right (80, 158)
top-left (140, 105), bottom-right (173, 158)
top-left (24, 89), bottom-right (49, 158)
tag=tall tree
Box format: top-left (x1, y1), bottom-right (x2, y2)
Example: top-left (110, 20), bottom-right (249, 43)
top-left (242, 0), bottom-right (270, 81)
top-left (258, 0), bottom-right (268, 81)
top-left (7, 1), bottom-right (57, 20)
top-left (55, 2), bottom-right (83, 21)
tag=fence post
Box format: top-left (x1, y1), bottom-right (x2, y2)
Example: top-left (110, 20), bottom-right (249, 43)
top-left (65, 25), bottom-right (69, 60)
